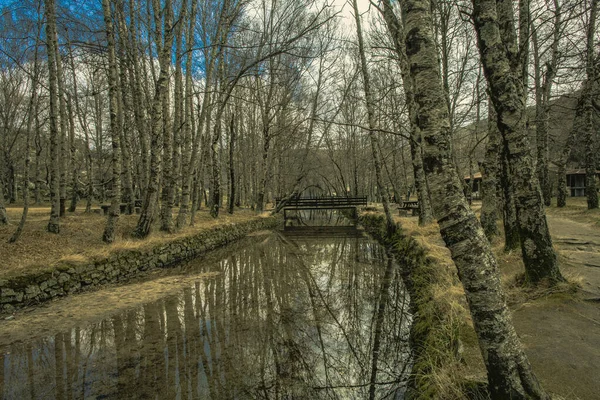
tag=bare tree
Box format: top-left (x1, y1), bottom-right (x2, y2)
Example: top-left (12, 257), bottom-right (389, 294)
top-left (399, 0), bottom-right (551, 396)
top-left (351, 0), bottom-right (395, 233)
top-left (583, 0), bottom-right (599, 209)
top-left (379, 0), bottom-right (434, 225)
top-left (474, 0), bottom-right (564, 284)
top-left (45, 0), bottom-right (61, 234)
top-left (134, 0), bottom-right (175, 238)
top-left (102, 0), bottom-right (122, 244)
top-left (8, 13), bottom-right (42, 243)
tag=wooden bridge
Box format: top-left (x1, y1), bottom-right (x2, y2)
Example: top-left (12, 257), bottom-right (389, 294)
top-left (276, 196), bottom-right (368, 224)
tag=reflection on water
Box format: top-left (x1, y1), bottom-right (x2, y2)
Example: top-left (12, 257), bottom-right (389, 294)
top-left (0, 218), bottom-right (412, 399)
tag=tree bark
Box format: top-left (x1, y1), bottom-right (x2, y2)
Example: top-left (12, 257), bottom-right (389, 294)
top-left (67, 35), bottom-right (93, 213)
top-left (102, 0), bottom-right (122, 244)
top-left (473, 0), bottom-right (563, 284)
top-left (175, 0), bottom-right (198, 228)
top-left (116, 2), bottom-right (135, 215)
top-left (584, 0), bottom-right (599, 210)
top-left (55, 19), bottom-right (68, 217)
top-left (480, 102), bottom-right (500, 240)
top-left (228, 113), bottom-right (236, 214)
top-left (134, 0), bottom-right (174, 238)
top-left (45, 0), bottom-right (60, 234)
top-left (380, 0), bottom-right (433, 225)
top-left (9, 29), bottom-right (41, 243)
top-left (0, 177), bottom-right (7, 225)
top-left (66, 93), bottom-right (79, 213)
top-left (401, 0), bottom-right (550, 397)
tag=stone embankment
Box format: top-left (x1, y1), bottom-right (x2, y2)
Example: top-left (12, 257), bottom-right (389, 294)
top-left (1, 215), bottom-right (280, 314)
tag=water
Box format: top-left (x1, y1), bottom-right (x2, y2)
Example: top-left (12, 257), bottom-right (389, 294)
top-left (0, 213), bottom-right (412, 399)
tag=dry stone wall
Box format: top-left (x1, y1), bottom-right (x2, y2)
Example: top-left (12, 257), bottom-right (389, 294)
top-left (0, 216), bottom-right (281, 314)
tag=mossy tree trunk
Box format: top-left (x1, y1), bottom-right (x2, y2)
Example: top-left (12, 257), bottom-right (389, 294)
top-left (400, 0), bottom-right (550, 397)
top-left (473, 0), bottom-right (563, 285)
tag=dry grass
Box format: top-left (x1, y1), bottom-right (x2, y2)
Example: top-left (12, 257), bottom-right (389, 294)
top-left (392, 203), bottom-right (588, 397)
top-left (548, 196), bottom-right (600, 226)
top-left (0, 205), bottom-right (268, 280)
top-left (392, 213), bottom-right (489, 395)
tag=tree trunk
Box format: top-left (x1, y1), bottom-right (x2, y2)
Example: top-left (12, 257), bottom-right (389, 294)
top-left (67, 36), bottom-right (94, 213)
top-left (9, 29), bottom-right (41, 242)
top-left (584, 0), bottom-right (599, 210)
top-left (66, 93), bottom-right (79, 212)
top-left (481, 102), bottom-right (500, 240)
top-left (401, 0), bottom-right (551, 397)
top-left (175, 0), bottom-right (198, 228)
top-left (380, 0), bottom-right (433, 225)
top-left (159, 66), bottom-right (174, 232)
top-left (210, 110), bottom-right (222, 218)
top-left (101, 0), bottom-right (122, 244)
top-left (473, 0), bottom-right (563, 285)
top-left (55, 20), bottom-right (68, 217)
top-left (45, 0), bottom-right (60, 234)
top-left (228, 113), bottom-right (236, 214)
top-left (352, 0), bottom-right (395, 233)
top-left (160, 0), bottom-right (185, 232)
top-left (116, 3), bottom-right (135, 215)
top-left (134, 0), bottom-right (174, 238)
top-left (0, 179), bottom-right (7, 225)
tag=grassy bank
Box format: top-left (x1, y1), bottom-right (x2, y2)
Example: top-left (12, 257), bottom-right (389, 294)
top-left (0, 206), bottom-right (267, 280)
top-left (1, 212), bottom-right (281, 314)
top-left (359, 212), bottom-right (488, 399)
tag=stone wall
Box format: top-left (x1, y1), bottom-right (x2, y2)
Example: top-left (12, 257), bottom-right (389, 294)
top-left (1, 215), bottom-right (281, 314)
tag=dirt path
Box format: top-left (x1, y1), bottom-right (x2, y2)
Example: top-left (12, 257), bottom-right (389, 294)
top-left (547, 214), bottom-right (600, 298)
top-left (510, 213), bottom-right (600, 400)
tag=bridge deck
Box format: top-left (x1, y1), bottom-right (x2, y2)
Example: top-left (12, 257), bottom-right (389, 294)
top-left (276, 196), bottom-right (368, 210)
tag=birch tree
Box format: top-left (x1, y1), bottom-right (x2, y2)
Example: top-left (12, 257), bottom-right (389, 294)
top-left (473, 0), bottom-right (564, 284)
top-left (351, 0), bottom-right (395, 233)
top-left (398, 0), bottom-right (550, 396)
top-left (134, 0), bottom-right (175, 238)
top-left (45, 0), bottom-right (61, 234)
top-left (102, 0), bottom-right (122, 244)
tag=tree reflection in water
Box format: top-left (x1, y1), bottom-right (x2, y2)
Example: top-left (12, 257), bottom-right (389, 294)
top-left (1, 229), bottom-right (412, 399)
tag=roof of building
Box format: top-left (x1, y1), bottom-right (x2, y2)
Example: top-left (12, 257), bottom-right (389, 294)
top-left (464, 172), bottom-right (482, 180)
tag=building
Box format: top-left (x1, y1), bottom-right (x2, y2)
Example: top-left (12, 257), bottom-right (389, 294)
top-left (464, 172), bottom-right (482, 199)
top-left (565, 169), bottom-right (600, 197)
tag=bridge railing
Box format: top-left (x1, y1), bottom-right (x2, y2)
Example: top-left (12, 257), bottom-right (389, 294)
top-left (275, 196), bottom-right (368, 209)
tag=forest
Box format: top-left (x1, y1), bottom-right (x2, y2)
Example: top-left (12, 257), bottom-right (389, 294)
top-left (1, 0), bottom-right (600, 398)
top-left (0, 0), bottom-right (596, 239)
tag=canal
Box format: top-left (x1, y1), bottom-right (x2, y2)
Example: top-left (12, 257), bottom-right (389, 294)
top-left (0, 213), bottom-right (412, 399)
